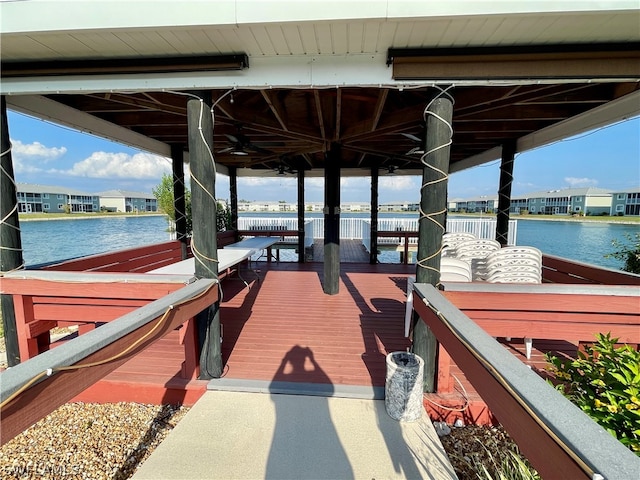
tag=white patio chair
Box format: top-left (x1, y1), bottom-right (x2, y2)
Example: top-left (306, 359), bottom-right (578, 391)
top-left (453, 239), bottom-right (501, 280)
top-left (404, 259), bottom-right (472, 337)
top-left (441, 232), bottom-right (477, 257)
top-left (441, 257), bottom-right (473, 281)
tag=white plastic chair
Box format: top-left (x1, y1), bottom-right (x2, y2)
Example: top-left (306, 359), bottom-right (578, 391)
top-left (485, 246), bottom-right (542, 359)
top-left (453, 239), bottom-right (501, 280)
top-left (441, 257), bottom-right (473, 282)
top-left (441, 232), bottom-right (477, 257)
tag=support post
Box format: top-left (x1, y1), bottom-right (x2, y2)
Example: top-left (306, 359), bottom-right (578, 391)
top-left (187, 91), bottom-right (222, 379)
top-left (0, 96), bottom-right (22, 366)
top-left (496, 140), bottom-right (516, 246)
top-left (229, 166), bottom-right (238, 237)
top-left (370, 166), bottom-right (379, 264)
top-left (297, 165), bottom-right (306, 263)
top-left (323, 143), bottom-right (341, 294)
top-left (171, 144), bottom-right (188, 257)
top-left (414, 87), bottom-right (454, 392)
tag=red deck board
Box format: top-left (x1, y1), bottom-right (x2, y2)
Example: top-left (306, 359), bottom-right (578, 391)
top-left (68, 260), bottom-right (580, 424)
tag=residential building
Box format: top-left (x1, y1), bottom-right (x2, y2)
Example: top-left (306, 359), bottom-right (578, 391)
top-left (526, 188), bottom-right (612, 215)
top-left (16, 183), bottom-right (99, 213)
top-left (452, 195), bottom-right (498, 213)
top-left (378, 201), bottom-right (419, 212)
top-left (97, 190), bottom-right (158, 213)
top-left (610, 188), bottom-right (640, 216)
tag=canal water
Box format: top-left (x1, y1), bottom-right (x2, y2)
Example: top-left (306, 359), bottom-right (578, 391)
top-left (17, 213), bottom-right (638, 271)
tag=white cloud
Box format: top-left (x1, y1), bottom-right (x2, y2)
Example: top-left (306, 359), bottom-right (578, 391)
top-left (379, 175), bottom-right (419, 192)
top-left (10, 139), bottom-right (67, 173)
top-left (564, 177), bottom-right (598, 187)
top-left (52, 151), bottom-right (171, 179)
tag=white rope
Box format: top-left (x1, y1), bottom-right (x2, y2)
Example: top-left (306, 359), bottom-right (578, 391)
top-left (0, 143), bottom-right (26, 274)
top-left (415, 86), bottom-right (454, 285)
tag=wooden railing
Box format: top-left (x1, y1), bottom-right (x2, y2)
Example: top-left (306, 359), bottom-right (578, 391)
top-left (413, 283), bottom-right (639, 480)
top-left (40, 240), bottom-right (185, 273)
top-left (0, 279), bottom-right (218, 446)
top-left (0, 270), bottom-right (197, 370)
top-left (542, 253), bottom-right (640, 285)
top-left (439, 282), bottom-right (640, 392)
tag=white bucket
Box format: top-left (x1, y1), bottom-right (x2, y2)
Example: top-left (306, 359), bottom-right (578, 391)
top-left (384, 352), bottom-right (424, 422)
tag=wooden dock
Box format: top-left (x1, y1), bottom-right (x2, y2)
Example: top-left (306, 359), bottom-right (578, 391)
top-left (310, 239), bottom-right (370, 263)
top-left (69, 260), bottom-right (575, 424)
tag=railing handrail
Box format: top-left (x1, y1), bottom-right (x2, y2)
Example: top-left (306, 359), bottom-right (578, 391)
top-left (0, 278), bottom-right (219, 445)
top-left (237, 217), bottom-right (517, 245)
top-left (412, 283), bottom-right (639, 480)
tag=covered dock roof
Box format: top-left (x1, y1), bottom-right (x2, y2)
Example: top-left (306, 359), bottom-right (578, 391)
top-left (1, 1), bottom-right (639, 177)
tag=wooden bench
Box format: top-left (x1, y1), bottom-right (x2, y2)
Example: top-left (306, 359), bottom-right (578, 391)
top-left (435, 282), bottom-right (640, 393)
top-left (41, 240), bottom-right (185, 273)
top-left (1, 270), bottom-right (202, 378)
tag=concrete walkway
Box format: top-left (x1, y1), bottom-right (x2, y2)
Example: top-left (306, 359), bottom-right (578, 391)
top-left (133, 390), bottom-right (457, 479)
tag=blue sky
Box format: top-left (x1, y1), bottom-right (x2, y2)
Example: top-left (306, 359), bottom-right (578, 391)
top-left (7, 110), bottom-right (639, 204)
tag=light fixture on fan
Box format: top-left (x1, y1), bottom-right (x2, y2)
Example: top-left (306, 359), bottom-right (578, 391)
top-left (230, 145), bottom-right (249, 156)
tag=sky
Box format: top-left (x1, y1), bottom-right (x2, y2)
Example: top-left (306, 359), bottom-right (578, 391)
top-left (7, 109), bottom-right (640, 204)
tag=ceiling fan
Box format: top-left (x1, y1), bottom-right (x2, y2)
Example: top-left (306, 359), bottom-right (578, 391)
top-left (274, 159), bottom-right (298, 176)
top-left (218, 127), bottom-right (282, 156)
top-left (401, 132), bottom-right (425, 156)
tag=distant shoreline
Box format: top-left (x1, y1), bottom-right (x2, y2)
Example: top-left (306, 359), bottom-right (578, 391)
top-left (18, 213), bottom-right (167, 222)
top-left (17, 211), bottom-right (639, 226)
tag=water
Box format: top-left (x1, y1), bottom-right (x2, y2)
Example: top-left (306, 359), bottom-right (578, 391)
top-left (19, 215), bottom-right (173, 266)
top-left (16, 214), bottom-right (638, 271)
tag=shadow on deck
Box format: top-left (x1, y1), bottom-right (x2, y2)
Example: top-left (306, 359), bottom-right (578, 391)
top-left (70, 260), bottom-right (568, 425)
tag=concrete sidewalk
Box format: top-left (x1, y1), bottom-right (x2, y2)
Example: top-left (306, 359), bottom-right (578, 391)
top-left (133, 390), bottom-right (457, 479)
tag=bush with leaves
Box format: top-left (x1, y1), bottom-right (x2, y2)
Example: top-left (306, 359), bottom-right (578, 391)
top-left (606, 232), bottom-right (640, 274)
top-left (546, 333), bottom-right (640, 454)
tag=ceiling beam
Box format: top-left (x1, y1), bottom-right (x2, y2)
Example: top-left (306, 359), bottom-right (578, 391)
top-left (261, 90), bottom-right (288, 131)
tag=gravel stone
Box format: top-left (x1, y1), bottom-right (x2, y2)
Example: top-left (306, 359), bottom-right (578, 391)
top-left (0, 402), bottom-right (189, 480)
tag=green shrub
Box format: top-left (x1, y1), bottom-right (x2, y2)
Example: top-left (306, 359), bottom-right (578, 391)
top-left (546, 333), bottom-right (640, 454)
top-left (606, 233), bottom-right (640, 274)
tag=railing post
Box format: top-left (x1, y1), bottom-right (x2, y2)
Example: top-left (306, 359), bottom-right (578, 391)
top-left (414, 87), bottom-right (454, 392)
top-left (496, 140), bottom-right (516, 246)
top-left (297, 167), bottom-right (305, 262)
top-left (187, 91), bottom-right (222, 379)
top-left (0, 96), bottom-right (22, 367)
top-left (323, 143), bottom-right (341, 295)
top-left (171, 144), bottom-right (188, 254)
top-left (370, 166), bottom-right (379, 264)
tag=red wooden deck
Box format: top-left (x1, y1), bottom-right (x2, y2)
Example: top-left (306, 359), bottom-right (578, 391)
top-left (68, 260), bottom-right (575, 425)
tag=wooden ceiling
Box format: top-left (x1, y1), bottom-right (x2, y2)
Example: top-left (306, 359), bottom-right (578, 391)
top-left (43, 80), bottom-right (638, 176)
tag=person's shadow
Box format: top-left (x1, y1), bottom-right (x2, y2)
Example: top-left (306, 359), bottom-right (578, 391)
top-left (266, 345), bottom-right (354, 479)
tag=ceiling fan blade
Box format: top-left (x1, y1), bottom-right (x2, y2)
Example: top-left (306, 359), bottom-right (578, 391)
top-left (218, 147), bottom-right (234, 153)
top-left (248, 144), bottom-right (273, 154)
top-left (401, 132), bottom-right (422, 143)
top-left (225, 133), bottom-right (239, 143)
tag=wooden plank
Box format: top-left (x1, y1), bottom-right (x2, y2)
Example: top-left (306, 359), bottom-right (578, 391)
top-left (42, 241), bottom-right (183, 272)
top-left (444, 291), bottom-right (637, 315)
top-left (543, 254), bottom-right (640, 285)
top-left (1, 278), bottom-right (184, 298)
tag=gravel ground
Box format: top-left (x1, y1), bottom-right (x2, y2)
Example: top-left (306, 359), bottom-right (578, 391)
top-left (0, 403), bottom-right (189, 480)
top-left (0, 401), bottom-right (536, 480)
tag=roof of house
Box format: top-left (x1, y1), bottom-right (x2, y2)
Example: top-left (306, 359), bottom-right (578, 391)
top-left (17, 183), bottom-right (96, 197)
top-left (96, 190), bottom-right (156, 200)
top-left (524, 187), bottom-right (613, 198)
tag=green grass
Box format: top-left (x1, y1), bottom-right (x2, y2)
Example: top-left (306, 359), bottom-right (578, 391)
top-left (454, 212), bottom-right (640, 223)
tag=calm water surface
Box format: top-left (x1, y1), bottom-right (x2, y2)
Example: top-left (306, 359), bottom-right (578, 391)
top-left (18, 214), bottom-right (638, 271)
